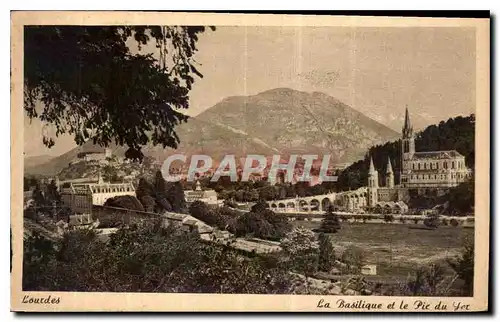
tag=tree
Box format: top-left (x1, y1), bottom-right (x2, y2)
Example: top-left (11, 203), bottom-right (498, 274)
top-left (340, 246), bottom-right (365, 274)
top-left (24, 26), bottom-right (214, 160)
top-left (188, 201), bottom-right (214, 225)
top-left (447, 238), bottom-right (474, 296)
top-left (250, 200), bottom-right (269, 214)
top-left (136, 178), bottom-right (156, 212)
top-left (281, 227), bottom-right (319, 277)
top-left (383, 214), bottom-right (394, 223)
top-left (261, 210), bottom-right (291, 239)
top-left (153, 170), bottom-right (173, 211)
top-left (450, 218), bottom-right (459, 227)
top-left (318, 233), bottom-right (335, 272)
top-left (258, 185), bottom-right (276, 201)
top-left (45, 180), bottom-right (61, 205)
top-left (231, 212), bottom-right (275, 239)
top-left (103, 195), bottom-right (145, 212)
top-left (32, 184), bottom-right (46, 207)
top-left (424, 263), bottom-right (446, 295)
top-left (319, 211), bottom-right (341, 233)
top-left (423, 213), bottom-right (440, 229)
top-left (402, 263), bottom-right (446, 296)
top-left (447, 178), bottom-right (474, 215)
top-left (165, 181), bottom-right (187, 213)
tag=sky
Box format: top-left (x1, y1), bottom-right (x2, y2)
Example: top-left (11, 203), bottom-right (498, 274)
top-left (24, 26), bottom-right (476, 157)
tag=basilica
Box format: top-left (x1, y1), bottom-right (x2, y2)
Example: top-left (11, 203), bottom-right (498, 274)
top-left (366, 107), bottom-right (472, 209)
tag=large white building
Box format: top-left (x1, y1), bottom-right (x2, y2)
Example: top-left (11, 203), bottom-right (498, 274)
top-left (60, 174), bottom-right (136, 214)
top-left (365, 107), bottom-right (473, 209)
top-left (184, 181), bottom-right (220, 205)
top-left (399, 108), bottom-right (472, 189)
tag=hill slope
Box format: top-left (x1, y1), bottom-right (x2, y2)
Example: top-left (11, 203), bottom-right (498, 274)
top-left (26, 88), bottom-right (399, 176)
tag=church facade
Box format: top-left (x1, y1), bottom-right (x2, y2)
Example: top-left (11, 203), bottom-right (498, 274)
top-left (366, 107), bottom-right (473, 210)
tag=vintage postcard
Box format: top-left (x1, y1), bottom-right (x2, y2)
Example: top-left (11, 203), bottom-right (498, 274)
top-left (11, 12), bottom-right (490, 312)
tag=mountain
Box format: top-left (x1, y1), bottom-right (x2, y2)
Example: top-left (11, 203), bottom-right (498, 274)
top-left (25, 88), bottom-right (399, 176)
top-left (181, 88), bottom-right (399, 160)
top-left (24, 143), bottom-right (127, 176)
top-left (24, 155), bottom-right (54, 169)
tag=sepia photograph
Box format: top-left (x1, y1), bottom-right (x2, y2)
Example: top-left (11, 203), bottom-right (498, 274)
top-left (10, 12), bottom-right (490, 312)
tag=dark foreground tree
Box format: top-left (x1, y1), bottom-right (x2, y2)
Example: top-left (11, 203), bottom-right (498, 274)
top-left (318, 233), bottom-right (335, 272)
top-left (447, 177), bottom-right (474, 215)
top-left (447, 238), bottom-right (474, 296)
top-left (165, 181), bottom-right (187, 213)
top-left (103, 195), bottom-right (145, 212)
top-left (319, 211), bottom-right (341, 233)
top-left (24, 26), bottom-right (214, 160)
top-left (136, 178), bottom-right (156, 212)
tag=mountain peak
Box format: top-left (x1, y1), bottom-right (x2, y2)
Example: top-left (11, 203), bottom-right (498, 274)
top-left (256, 87), bottom-right (303, 96)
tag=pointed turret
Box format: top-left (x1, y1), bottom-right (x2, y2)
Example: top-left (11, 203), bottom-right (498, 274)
top-left (386, 157), bottom-right (395, 188)
top-left (367, 156), bottom-right (379, 206)
top-left (369, 157), bottom-right (376, 173)
top-left (386, 157), bottom-right (393, 174)
top-left (367, 156), bottom-right (379, 189)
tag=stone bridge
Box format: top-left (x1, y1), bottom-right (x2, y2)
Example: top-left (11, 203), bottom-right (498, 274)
top-left (267, 188), bottom-right (368, 213)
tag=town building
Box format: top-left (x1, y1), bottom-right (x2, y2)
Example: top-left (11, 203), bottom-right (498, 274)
top-left (184, 180), bottom-right (220, 205)
top-left (60, 173), bottom-right (136, 214)
top-left (76, 147), bottom-right (112, 163)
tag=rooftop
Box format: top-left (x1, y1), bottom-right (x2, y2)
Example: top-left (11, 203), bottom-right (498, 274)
top-left (412, 150), bottom-right (463, 159)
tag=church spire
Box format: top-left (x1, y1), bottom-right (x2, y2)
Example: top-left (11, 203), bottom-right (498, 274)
top-left (403, 105), bottom-right (413, 137)
top-left (369, 157), bottom-right (376, 173)
top-left (386, 157), bottom-right (393, 174)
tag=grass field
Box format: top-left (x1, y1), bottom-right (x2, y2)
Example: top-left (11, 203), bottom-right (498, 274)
top-left (292, 221), bottom-right (474, 279)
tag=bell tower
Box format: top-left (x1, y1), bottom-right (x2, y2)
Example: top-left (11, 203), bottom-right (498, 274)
top-left (402, 106), bottom-right (415, 159)
top-left (401, 106), bottom-right (415, 187)
top-left (367, 157), bottom-right (379, 208)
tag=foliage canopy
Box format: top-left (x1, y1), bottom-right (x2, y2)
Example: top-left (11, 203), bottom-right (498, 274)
top-left (24, 26), bottom-right (214, 159)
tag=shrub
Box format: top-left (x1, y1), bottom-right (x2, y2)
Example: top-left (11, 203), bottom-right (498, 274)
top-left (320, 212), bottom-right (341, 233)
top-left (450, 219), bottom-right (459, 227)
top-left (340, 216), bottom-right (350, 222)
top-left (383, 214), bottom-right (394, 223)
top-left (402, 264), bottom-right (446, 296)
top-left (441, 218), bottom-right (449, 226)
top-left (188, 201), bottom-right (214, 224)
top-left (423, 214), bottom-right (440, 228)
top-left (340, 246), bottom-right (365, 274)
top-left (250, 200), bottom-right (269, 213)
top-left (447, 238), bottom-right (474, 296)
